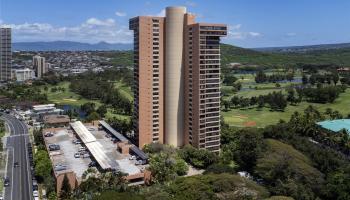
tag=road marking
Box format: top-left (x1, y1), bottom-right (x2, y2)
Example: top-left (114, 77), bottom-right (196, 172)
top-left (7, 120), bottom-right (15, 200)
top-left (11, 146), bottom-right (14, 200)
top-left (24, 135), bottom-right (32, 200)
top-left (5, 134), bottom-right (28, 138)
top-left (2, 114), bottom-right (33, 200)
top-left (3, 116), bottom-right (23, 200)
top-left (20, 121), bottom-right (31, 200)
top-left (3, 147), bottom-right (13, 200)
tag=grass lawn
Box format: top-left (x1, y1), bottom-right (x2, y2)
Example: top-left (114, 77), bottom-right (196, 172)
top-left (114, 80), bottom-right (133, 101)
top-left (222, 89), bottom-right (350, 128)
top-left (222, 72), bottom-right (301, 100)
top-left (40, 81), bottom-right (101, 107)
top-left (105, 108), bottom-right (131, 121)
top-left (39, 81), bottom-right (133, 121)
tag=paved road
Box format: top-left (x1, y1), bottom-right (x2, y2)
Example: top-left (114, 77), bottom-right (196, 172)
top-left (2, 113), bottom-right (32, 200)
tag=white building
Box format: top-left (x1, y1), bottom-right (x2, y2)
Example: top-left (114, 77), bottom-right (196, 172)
top-left (11, 68), bottom-right (35, 82)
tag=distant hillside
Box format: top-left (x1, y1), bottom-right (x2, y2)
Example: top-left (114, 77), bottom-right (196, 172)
top-left (13, 41), bottom-right (350, 67)
top-left (255, 42), bottom-right (350, 53)
top-left (13, 41), bottom-right (132, 51)
top-left (221, 43), bottom-right (350, 67)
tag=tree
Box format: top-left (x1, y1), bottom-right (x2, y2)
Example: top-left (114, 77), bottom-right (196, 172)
top-left (302, 74), bottom-right (308, 85)
top-left (309, 75), bottom-right (316, 85)
top-left (325, 166), bottom-right (350, 200)
top-left (81, 102), bottom-right (96, 115)
top-left (223, 100), bottom-right (230, 111)
top-left (257, 95), bottom-right (265, 109)
top-left (233, 82), bottom-right (242, 91)
top-left (179, 145), bottom-right (218, 169)
top-left (286, 88), bottom-right (297, 105)
top-left (230, 96), bottom-right (240, 108)
top-left (97, 105), bottom-right (108, 118)
top-left (255, 139), bottom-right (325, 200)
top-left (267, 92), bottom-right (287, 111)
top-left (48, 192), bottom-right (57, 200)
top-left (255, 70), bottom-right (267, 83)
top-left (34, 150), bottom-right (52, 182)
top-left (286, 73), bottom-right (294, 82)
top-left (223, 75), bottom-right (238, 85)
top-left (149, 152), bottom-right (188, 183)
top-left (332, 72), bottom-right (339, 85)
top-left (233, 129), bottom-right (264, 172)
top-left (60, 174), bottom-right (72, 199)
top-left (86, 112), bottom-right (100, 122)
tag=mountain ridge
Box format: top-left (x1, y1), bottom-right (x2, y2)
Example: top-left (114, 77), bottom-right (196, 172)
top-left (13, 40), bottom-right (350, 53)
top-left (254, 42), bottom-right (350, 53)
top-left (13, 41), bottom-right (133, 51)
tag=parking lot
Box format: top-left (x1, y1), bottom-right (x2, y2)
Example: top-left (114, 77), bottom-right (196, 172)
top-left (43, 128), bottom-right (92, 181)
top-left (42, 121), bottom-right (149, 189)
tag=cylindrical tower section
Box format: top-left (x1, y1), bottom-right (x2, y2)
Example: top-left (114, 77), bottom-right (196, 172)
top-left (165, 6), bottom-right (186, 147)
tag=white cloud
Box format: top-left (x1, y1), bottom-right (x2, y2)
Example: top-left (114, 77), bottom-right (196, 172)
top-left (5, 18), bottom-right (132, 43)
top-left (286, 32), bottom-right (297, 37)
top-left (248, 32), bottom-right (261, 37)
top-left (226, 24), bottom-right (262, 40)
top-left (185, 1), bottom-right (197, 7)
top-left (156, 9), bottom-right (166, 17)
top-left (231, 24), bottom-right (242, 30)
top-left (115, 11), bottom-right (126, 17)
top-left (85, 18), bottom-right (115, 26)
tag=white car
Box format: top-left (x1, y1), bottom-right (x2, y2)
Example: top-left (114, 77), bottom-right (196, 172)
top-left (74, 153), bottom-right (80, 158)
top-left (33, 190), bottom-right (39, 197)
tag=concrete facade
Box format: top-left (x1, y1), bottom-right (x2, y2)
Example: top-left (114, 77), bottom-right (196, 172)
top-left (129, 16), bottom-right (165, 147)
top-left (130, 6), bottom-right (227, 152)
top-left (11, 68), bottom-right (35, 82)
top-left (0, 28), bottom-right (12, 81)
top-left (33, 55), bottom-right (48, 78)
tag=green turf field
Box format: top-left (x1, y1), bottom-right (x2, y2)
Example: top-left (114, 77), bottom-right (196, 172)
top-left (114, 80), bottom-right (133, 101)
top-left (222, 88), bottom-right (350, 128)
top-left (40, 81), bottom-right (101, 107)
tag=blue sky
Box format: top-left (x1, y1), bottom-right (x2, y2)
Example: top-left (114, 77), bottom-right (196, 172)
top-left (1, 0), bottom-right (349, 48)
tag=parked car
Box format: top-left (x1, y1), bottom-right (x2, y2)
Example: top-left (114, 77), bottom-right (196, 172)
top-left (82, 153), bottom-right (90, 158)
top-left (135, 160), bottom-right (143, 165)
top-left (33, 190), bottom-right (39, 197)
top-left (73, 139), bottom-right (81, 144)
top-left (74, 153), bottom-right (80, 158)
top-left (48, 144), bottom-right (60, 151)
top-left (88, 161), bottom-right (97, 167)
top-left (32, 180), bottom-right (38, 191)
top-left (79, 147), bottom-right (86, 152)
top-left (44, 132), bottom-right (54, 137)
top-left (54, 164), bottom-right (67, 171)
top-left (4, 177), bottom-right (10, 187)
top-left (129, 155), bottom-right (136, 160)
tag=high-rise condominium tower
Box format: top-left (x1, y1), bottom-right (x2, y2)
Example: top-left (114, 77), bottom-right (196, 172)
top-left (130, 6), bottom-right (227, 152)
top-left (33, 55), bottom-right (48, 78)
top-left (0, 28), bottom-right (12, 81)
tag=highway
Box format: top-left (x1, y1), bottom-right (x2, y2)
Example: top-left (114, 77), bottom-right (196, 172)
top-left (2, 113), bottom-right (32, 200)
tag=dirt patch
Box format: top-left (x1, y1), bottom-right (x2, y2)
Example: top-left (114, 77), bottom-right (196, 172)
top-left (243, 121), bottom-right (257, 127)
